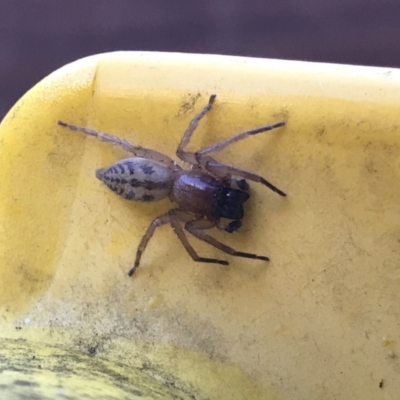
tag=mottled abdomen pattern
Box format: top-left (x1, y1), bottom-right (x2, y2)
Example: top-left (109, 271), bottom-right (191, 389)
top-left (96, 157), bottom-right (173, 202)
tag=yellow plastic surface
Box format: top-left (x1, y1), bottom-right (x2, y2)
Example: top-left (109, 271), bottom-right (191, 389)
top-left (0, 51), bottom-right (399, 399)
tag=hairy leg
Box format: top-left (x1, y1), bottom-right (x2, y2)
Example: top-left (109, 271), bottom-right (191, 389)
top-left (170, 211), bottom-right (228, 265)
top-left (58, 121), bottom-right (177, 168)
top-left (185, 219), bottom-right (270, 262)
top-left (205, 160), bottom-right (286, 196)
top-left (176, 94), bottom-right (216, 165)
top-left (197, 121), bottom-right (285, 157)
top-left (128, 212), bottom-right (171, 276)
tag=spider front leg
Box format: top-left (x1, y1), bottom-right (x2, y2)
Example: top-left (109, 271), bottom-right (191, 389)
top-left (206, 160), bottom-right (286, 197)
top-left (58, 121), bottom-right (176, 168)
top-left (128, 209), bottom-right (228, 276)
top-left (185, 219), bottom-right (270, 262)
top-left (169, 211), bottom-right (229, 266)
top-left (193, 116), bottom-right (287, 196)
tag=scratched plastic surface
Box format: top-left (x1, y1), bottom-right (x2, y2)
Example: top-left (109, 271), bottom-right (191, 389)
top-left (0, 52), bottom-right (400, 399)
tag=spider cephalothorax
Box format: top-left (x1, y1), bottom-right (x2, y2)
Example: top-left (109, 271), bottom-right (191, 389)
top-left (58, 94), bottom-right (286, 276)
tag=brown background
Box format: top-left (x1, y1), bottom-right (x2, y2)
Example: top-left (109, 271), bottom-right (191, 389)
top-left (0, 0), bottom-right (399, 119)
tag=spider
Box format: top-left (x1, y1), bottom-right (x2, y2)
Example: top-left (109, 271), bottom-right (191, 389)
top-left (58, 94), bottom-right (286, 276)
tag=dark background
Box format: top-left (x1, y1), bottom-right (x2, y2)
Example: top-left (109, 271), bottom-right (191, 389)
top-left (1, 0), bottom-right (399, 119)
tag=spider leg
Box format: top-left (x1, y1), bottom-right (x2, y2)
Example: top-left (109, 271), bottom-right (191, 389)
top-left (176, 94), bottom-right (216, 165)
top-left (128, 210), bottom-right (228, 276)
top-left (58, 121), bottom-right (177, 168)
top-left (196, 121), bottom-right (285, 158)
top-left (205, 160), bottom-right (286, 197)
top-left (185, 219), bottom-right (270, 262)
top-left (128, 211), bottom-right (171, 276)
top-left (170, 211), bottom-right (229, 266)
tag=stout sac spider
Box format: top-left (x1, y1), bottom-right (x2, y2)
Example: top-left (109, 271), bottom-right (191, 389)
top-left (58, 94), bottom-right (286, 276)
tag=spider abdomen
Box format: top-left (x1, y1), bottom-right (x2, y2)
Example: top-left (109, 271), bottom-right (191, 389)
top-left (171, 170), bottom-right (249, 219)
top-left (96, 157), bottom-right (173, 202)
